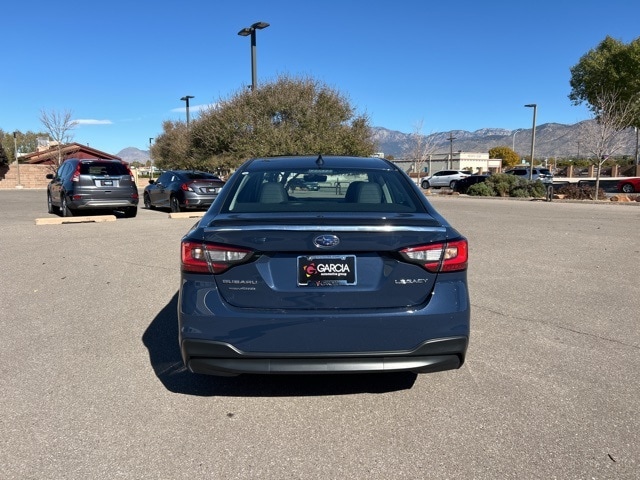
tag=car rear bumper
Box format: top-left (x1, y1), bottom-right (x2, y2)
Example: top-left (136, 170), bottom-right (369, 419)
top-left (181, 336), bottom-right (468, 376)
top-left (183, 197), bottom-right (216, 208)
top-left (70, 199), bottom-right (138, 209)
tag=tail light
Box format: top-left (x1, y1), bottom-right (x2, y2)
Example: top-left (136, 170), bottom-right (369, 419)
top-left (181, 241), bottom-right (253, 274)
top-left (122, 161), bottom-right (135, 181)
top-left (181, 182), bottom-right (194, 192)
top-left (71, 163), bottom-right (81, 182)
top-left (400, 239), bottom-right (468, 273)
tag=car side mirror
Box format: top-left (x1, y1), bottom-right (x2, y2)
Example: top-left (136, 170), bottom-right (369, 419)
top-left (148, 179), bottom-right (155, 185)
top-left (46, 173), bottom-right (54, 179)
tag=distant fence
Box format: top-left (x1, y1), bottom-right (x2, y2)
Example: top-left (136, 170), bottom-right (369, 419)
top-left (555, 164), bottom-right (640, 178)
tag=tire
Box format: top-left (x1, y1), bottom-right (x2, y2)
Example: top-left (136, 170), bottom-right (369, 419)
top-left (47, 192), bottom-right (59, 214)
top-left (170, 195), bottom-right (181, 213)
top-left (61, 196), bottom-right (74, 217)
top-left (124, 207), bottom-right (138, 218)
top-left (144, 193), bottom-right (154, 209)
top-left (621, 183), bottom-right (635, 193)
top-left (449, 180), bottom-right (457, 190)
top-left (421, 180), bottom-right (430, 189)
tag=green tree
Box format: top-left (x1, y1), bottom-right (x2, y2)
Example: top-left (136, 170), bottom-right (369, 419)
top-left (153, 75), bottom-right (376, 171)
top-left (569, 36), bottom-right (640, 129)
top-left (149, 120), bottom-right (191, 170)
top-left (1, 129), bottom-right (47, 164)
top-left (489, 145), bottom-right (519, 168)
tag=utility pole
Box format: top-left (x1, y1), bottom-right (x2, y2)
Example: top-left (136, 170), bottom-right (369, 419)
top-left (447, 133), bottom-right (456, 169)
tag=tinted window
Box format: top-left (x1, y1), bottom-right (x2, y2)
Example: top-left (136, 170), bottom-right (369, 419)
top-left (79, 161), bottom-right (129, 176)
top-left (156, 172), bottom-right (172, 184)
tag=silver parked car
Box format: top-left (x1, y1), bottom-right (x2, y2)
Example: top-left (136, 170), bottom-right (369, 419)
top-left (504, 167), bottom-right (553, 183)
top-left (420, 170), bottom-right (471, 189)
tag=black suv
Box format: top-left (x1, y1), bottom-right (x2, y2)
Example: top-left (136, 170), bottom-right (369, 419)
top-left (46, 159), bottom-right (139, 217)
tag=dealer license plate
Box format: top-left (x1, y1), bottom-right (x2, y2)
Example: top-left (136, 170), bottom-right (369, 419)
top-left (297, 255), bottom-right (356, 286)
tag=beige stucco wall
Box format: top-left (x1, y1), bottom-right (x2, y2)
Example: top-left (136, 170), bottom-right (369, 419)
top-left (0, 164), bottom-right (52, 189)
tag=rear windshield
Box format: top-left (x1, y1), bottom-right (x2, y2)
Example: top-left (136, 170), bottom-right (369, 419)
top-left (80, 162), bottom-right (129, 176)
top-left (183, 172), bottom-right (220, 180)
top-left (222, 168), bottom-right (424, 213)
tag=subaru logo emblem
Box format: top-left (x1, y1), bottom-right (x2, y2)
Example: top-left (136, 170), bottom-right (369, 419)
top-left (314, 234), bottom-right (340, 248)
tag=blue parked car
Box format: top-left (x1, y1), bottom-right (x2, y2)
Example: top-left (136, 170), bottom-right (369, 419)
top-left (179, 155), bottom-right (470, 376)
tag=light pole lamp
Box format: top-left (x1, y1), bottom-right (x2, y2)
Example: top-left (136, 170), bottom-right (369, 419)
top-left (148, 137), bottom-right (154, 180)
top-left (180, 96), bottom-right (194, 125)
top-left (237, 21), bottom-right (270, 91)
top-left (512, 129), bottom-right (521, 152)
top-left (525, 104), bottom-right (537, 180)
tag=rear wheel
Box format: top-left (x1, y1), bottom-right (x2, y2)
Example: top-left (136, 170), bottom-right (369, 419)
top-left (170, 195), bottom-right (181, 212)
top-left (61, 196), bottom-right (74, 217)
top-left (47, 192), bottom-right (59, 214)
top-left (449, 180), bottom-right (457, 190)
top-left (124, 207), bottom-right (137, 218)
top-left (621, 183), bottom-right (635, 193)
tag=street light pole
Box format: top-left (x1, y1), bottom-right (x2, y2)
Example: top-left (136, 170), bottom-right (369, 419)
top-left (180, 96), bottom-right (194, 125)
top-left (13, 131), bottom-right (22, 188)
top-left (148, 137), bottom-right (154, 181)
top-left (512, 129), bottom-right (521, 152)
top-left (238, 21), bottom-right (270, 91)
top-left (525, 104), bottom-right (537, 180)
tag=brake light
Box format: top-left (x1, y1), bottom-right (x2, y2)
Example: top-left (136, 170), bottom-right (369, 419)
top-left (122, 161), bottom-right (135, 181)
top-left (71, 163), bottom-right (81, 182)
top-left (400, 239), bottom-right (468, 273)
top-left (181, 182), bottom-right (194, 192)
top-left (181, 241), bottom-right (253, 274)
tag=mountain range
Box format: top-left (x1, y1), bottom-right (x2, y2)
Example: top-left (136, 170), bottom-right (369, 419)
top-left (116, 120), bottom-right (639, 163)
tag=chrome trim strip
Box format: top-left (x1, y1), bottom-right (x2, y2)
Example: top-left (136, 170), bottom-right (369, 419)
top-left (204, 225), bottom-right (447, 233)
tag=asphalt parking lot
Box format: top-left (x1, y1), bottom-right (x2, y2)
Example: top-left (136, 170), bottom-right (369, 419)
top-left (1, 189), bottom-right (639, 479)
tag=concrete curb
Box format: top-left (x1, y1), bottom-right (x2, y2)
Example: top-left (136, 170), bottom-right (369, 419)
top-left (35, 215), bottom-right (117, 225)
top-left (168, 211), bottom-right (205, 219)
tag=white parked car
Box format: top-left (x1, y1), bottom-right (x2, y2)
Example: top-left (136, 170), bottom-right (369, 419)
top-left (420, 170), bottom-right (472, 189)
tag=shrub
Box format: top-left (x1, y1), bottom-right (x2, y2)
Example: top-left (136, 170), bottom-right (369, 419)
top-left (467, 182), bottom-right (495, 196)
top-left (466, 173), bottom-right (548, 198)
top-left (556, 184), bottom-right (607, 200)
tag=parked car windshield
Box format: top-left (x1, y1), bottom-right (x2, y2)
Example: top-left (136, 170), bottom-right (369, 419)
top-left (222, 167), bottom-right (424, 213)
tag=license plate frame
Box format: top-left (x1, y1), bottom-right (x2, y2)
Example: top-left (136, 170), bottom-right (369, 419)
top-left (297, 255), bottom-right (357, 286)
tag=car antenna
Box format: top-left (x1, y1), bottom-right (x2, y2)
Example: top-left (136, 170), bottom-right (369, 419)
top-left (316, 154), bottom-right (324, 166)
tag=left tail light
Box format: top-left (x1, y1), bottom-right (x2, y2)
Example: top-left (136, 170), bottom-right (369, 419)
top-left (181, 241), bottom-right (254, 274)
top-left (71, 163), bottom-right (81, 182)
top-left (400, 239), bottom-right (468, 273)
top-left (181, 182), bottom-right (195, 192)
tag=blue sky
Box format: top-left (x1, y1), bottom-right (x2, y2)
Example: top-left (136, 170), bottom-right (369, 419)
top-left (2, 0), bottom-right (639, 155)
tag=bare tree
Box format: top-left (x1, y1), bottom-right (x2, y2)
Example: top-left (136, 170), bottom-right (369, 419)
top-left (405, 120), bottom-right (437, 184)
top-left (39, 109), bottom-right (78, 166)
top-left (581, 90), bottom-right (637, 199)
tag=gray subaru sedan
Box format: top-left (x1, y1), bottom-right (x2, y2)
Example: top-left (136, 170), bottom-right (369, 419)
top-left (179, 155), bottom-right (470, 376)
